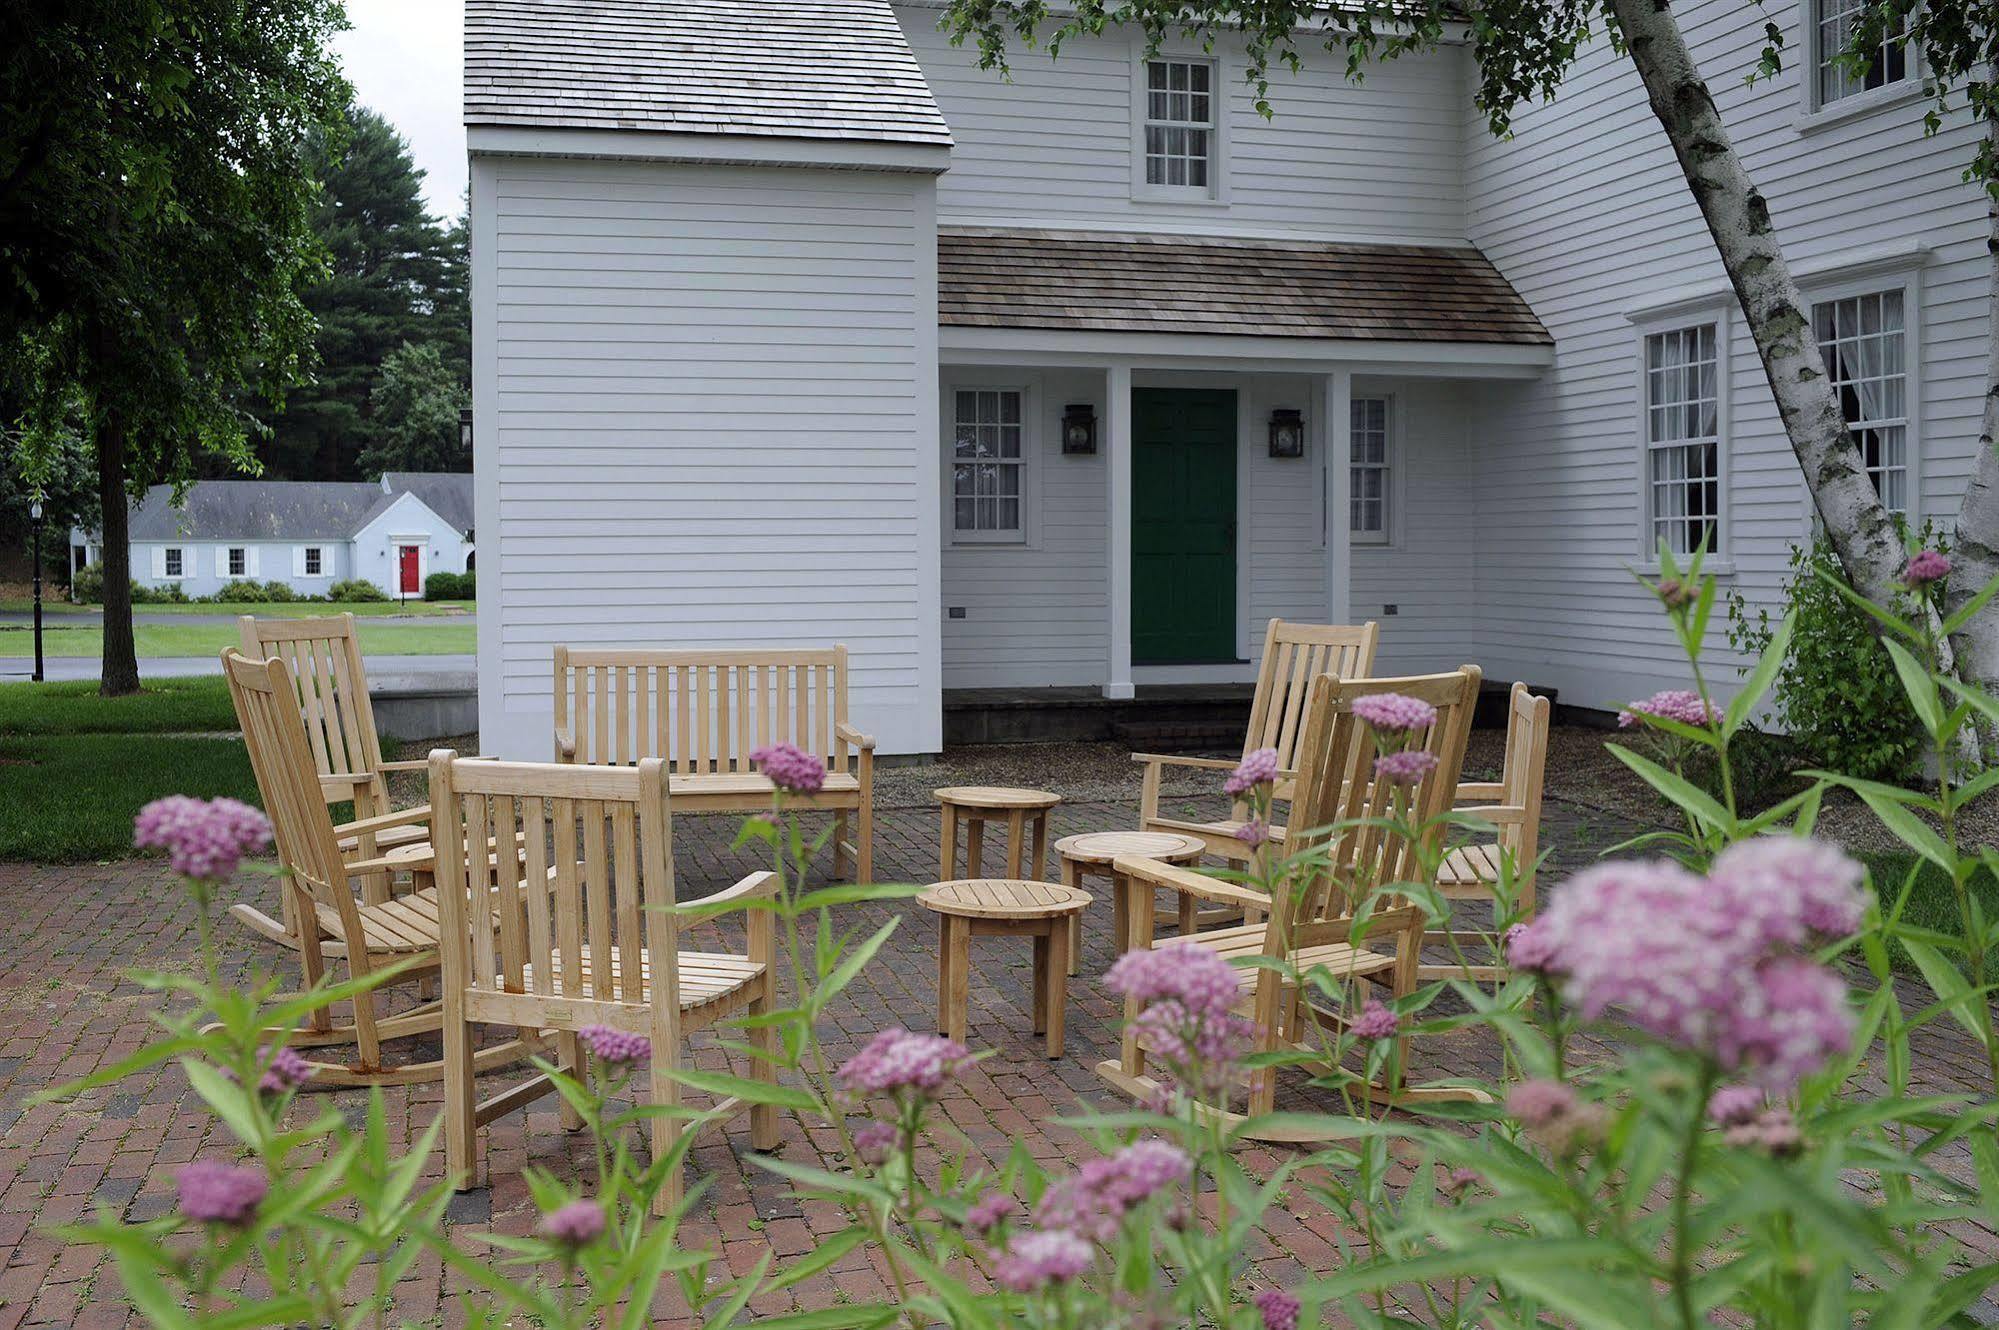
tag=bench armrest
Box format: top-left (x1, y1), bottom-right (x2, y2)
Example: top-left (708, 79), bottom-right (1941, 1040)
top-left (1454, 781), bottom-right (1507, 802)
top-left (338, 804), bottom-right (433, 838)
top-left (319, 772), bottom-right (374, 801)
top-left (554, 726), bottom-right (576, 762)
top-left (375, 758), bottom-right (431, 774)
top-left (346, 848), bottom-right (429, 877)
top-left (1452, 803), bottom-right (1529, 827)
top-left (1113, 855), bottom-right (1273, 911)
top-left (1130, 752), bottom-right (1243, 773)
top-left (678, 869), bottom-right (781, 923)
top-left (835, 721), bottom-right (876, 751)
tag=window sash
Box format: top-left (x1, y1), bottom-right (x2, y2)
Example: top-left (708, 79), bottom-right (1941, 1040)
top-left (304, 547), bottom-right (323, 576)
top-left (164, 548), bottom-right (183, 578)
top-left (1814, 288), bottom-right (1909, 516)
top-left (1144, 59), bottom-right (1215, 189)
top-left (951, 389), bottom-right (1027, 538)
top-left (1349, 397), bottom-right (1391, 542)
top-left (1816, 0), bottom-right (1907, 104)
top-left (1644, 324), bottom-right (1723, 556)
top-left (227, 547), bottom-right (247, 576)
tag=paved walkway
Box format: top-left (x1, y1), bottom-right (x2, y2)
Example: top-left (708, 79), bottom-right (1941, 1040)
top-left (1, 791), bottom-right (1992, 1326)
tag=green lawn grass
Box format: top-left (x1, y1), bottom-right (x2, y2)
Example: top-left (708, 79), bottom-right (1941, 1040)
top-left (0, 676), bottom-right (238, 735)
top-left (1859, 850), bottom-right (1999, 974)
top-left (0, 620), bottom-right (474, 658)
top-left (0, 599), bottom-right (471, 618)
top-left (0, 733), bottom-right (260, 862)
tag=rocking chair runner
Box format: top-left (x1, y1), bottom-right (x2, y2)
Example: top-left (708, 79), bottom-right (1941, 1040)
top-left (429, 753), bottom-right (781, 1215)
top-left (1135, 619), bottom-right (1380, 866)
top-left (1103, 666), bottom-right (1487, 1136)
top-left (222, 649), bottom-right (538, 1086)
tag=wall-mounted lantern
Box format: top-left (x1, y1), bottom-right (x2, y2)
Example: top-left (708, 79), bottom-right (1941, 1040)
top-left (459, 407), bottom-right (474, 452)
top-left (1267, 408), bottom-right (1305, 459)
top-left (1061, 403), bottom-right (1098, 455)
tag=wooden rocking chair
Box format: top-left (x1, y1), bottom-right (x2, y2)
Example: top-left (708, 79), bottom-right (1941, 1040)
top-left (222, 649), bottom-right (537, 1086)
top-left (1420, 682), bottom-right (1551, 982)
top-left (1102, 666), bottom-right (1486, 1137)
top-left (1135, 619), bottom-right (1379, 866)
top-left (429, 752), bottom-right (781, 1214)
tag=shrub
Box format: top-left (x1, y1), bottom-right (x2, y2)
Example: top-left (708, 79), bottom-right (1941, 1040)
top-left (1728, 536), bottom-right (1926, 784)
top-left (326, 578), bottom-right (389, 603)
top-left (131, 583), bottom-right (189, 604)
top-left (424, 570), bottom-right (474, 600)
top-left (68, 562), bottom-right (104, 603)
top-left (212, 579), bottom-right (274, 603)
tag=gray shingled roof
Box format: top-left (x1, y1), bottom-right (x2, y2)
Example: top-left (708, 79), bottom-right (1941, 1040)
top-left (939, 228), bottom-right (1552, 345)
top-left (464, 0), bottom-right (951, 147)
top-left (124, 475), bottom-right (474, 542)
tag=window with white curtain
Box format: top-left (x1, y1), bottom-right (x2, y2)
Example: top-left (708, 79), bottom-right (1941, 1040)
top-left (1142, 59), bottom-right (1216, 189)
top-left (951, 388), bottom-right (1027, 541)
top-left (1813, 0), bottom-right (1907, 106)
top-left (1349, 398), bottom-right (1391, 542)
top-left (1814, 288), bottom-right (1909, 516)
top-left (1643, 323), bottom-right (1723, 557)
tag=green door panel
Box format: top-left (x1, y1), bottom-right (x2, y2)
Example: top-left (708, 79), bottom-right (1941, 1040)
top-left (1132, 388), bottom-right (1237, 665)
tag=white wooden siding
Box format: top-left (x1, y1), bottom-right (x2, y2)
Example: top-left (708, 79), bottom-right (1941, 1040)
top-left (897, 6), bottom-right (1468, 244)
top-left (475, 156), bottom-right (941, 755)
top-left (1464, 0), bottom-right (1988, 712)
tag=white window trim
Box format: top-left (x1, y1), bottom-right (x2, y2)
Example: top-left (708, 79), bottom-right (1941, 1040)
top-left (220, 545), bottom-right (255, 579)
top-left (299, 545), bottom-right (327, 578)
top-left (162, 546), bottom-right (186, 581)
top-left (943, 379), bottom-right (1039, 548)
top-left (1633, 305), bottom-right (1734, 573)
top-left (1806, 265), bottom-right (1923, 526)
top-left (1797, 0), bottom-right (1917, 121)
top-left (1129, 49), bottom-right (1230, 206)
top-left (1348, 395), bottom-right (1396, 548)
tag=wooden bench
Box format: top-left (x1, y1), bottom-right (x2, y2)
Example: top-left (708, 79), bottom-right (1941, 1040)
top-left (551, 645), bottom-right (875, 882)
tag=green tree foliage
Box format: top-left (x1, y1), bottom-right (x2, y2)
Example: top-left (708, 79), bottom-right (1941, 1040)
top-left (1, 425), bottom-right (97, 579)
top-left (262, 106), bottom-right (466, 481)
top-left (356, 341), bottom-right (470, 478)
top-left (0, 1), bottom-right (351, 692)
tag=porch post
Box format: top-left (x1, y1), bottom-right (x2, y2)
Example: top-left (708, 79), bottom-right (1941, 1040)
top-left (1105, 364), bottom-right (1134, 700)
top-left (1323, 369), bottom-right (1352, 624)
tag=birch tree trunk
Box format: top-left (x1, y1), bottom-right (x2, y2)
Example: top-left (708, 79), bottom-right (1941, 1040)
top-left (1606, 0), bottom-right (1918, 616)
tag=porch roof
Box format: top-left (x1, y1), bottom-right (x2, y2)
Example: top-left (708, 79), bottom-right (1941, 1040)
top-left (938, 228), bottom-right (1550, 346)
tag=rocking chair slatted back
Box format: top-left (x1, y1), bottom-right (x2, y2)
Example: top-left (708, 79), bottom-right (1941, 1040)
top-left (223, 649), bottom-right (368, 952)
top-left (1274, 665), bottom-right (1483, 956)
top-left (1245, 620), bottom-right (1381, 781)
top-left (238, 614), bottom-right (387, 794)
top-left (552, 646), bottom-right (851, 773)
top-left (429, 758), bottom-right (679, 1031)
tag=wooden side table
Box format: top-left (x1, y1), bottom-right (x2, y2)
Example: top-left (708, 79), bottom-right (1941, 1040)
top-left (918, 879), bottom-right (1091, 1058)
top-left (1053, 830), bottom-right (1208, 971)
top-left (934, 786), bottom-right (1062, 882)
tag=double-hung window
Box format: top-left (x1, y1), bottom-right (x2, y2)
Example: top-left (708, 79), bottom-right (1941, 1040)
top-left (1812, 0), bottom-right (1908, 107)
top-left (1142, 59), bottom-right (1216, 191)
top-left (303, 546), bottom-right (323, 576)
top-left (227, 546), bottom-right (247, 577)
top-left (951, 388), bottom-right (1026, 541)
top-left (164, 547), bottom-right (184, 579)
top-left (1643, 323), bottom-right (1724, 557)
top-left (1814, 288), bottom-right (1909, 516)
top-left (1349, 398), bottom-right (1391, 543)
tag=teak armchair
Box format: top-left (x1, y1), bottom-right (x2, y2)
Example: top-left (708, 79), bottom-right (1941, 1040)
top-left (1136, 620), bottom-right (1380, 865)
top-left (223, 649), bottom-right (537, 1086)
top-left (430, 753), bottom-right (780, 1214)
top-left (1104, 666), bottom-right (1486, 1136)
top-left (552, 645), bottom-right (875, 882)
top-left (1421, 682), bottom-right (1551, 982)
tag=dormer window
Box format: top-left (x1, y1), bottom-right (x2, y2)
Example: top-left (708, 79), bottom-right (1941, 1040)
top-left (1142, 59), bottom-right (1216, 190)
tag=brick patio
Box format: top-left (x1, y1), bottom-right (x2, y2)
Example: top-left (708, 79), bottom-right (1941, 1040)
top-left (1, 780), bottom-right (1993, 1326)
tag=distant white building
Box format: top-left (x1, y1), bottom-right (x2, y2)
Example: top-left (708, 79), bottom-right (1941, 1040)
top-left (72, 472), bottom-right (475, 600)
top-left (465, 0), bottom-right (1986, 756)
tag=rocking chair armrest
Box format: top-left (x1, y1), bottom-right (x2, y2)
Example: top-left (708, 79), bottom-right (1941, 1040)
top-left (1454, 781), bottom-right (1507, 802)
top-left (678, 870), bottom-right (781, 927)
top-left (338, 804), bottom-right (434, 837)
top-left (834, 721), bottom-right (876, 751)
top-left (554, 726), bottom-right (577, 762)
top-left (319, 772), bottom-right (375, 801)
top-left (1112, 855), bottom-right (1273, 911)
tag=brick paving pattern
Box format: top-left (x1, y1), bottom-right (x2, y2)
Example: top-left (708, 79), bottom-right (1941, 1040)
top-left (2, 781), bottom-right (1994, 1326)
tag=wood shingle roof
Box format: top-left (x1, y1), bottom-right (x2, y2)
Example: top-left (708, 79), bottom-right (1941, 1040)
top-left (464, 0), bottom-right (950, 147)
top-left (938, 228), bottom-right (1551, 345)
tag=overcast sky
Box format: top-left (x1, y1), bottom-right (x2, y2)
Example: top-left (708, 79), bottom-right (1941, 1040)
top-left (334, 0), bottom-right (467, 222)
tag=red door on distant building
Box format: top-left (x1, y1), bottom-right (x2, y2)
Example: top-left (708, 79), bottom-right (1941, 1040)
top-left (398, 545), bottom-right (420, 595)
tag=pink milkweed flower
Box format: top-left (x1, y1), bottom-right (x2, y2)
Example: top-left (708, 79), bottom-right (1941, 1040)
top-left (1505, 1078), bottom-right (1578, 1130)
top-left (134, 796), bottom-right (271, 882)
top-left (1708, 836), bottom-right (1868, 947)
top-left (1350, 693), bottom-right (1439, 733)
top-left (993, 1229), bottom-right (1093, 1292)
top-left (177, 1161), bottom-right (267, 1227)
top-left (1254, 1288), bottom-right (1302, 1330)
top-left (749, 741), bottom-right (826, 795)
top-left (852, 1122), bottom-right (896, 1166)
top-left (1902, 549), bottom-right (1951, 588)
top-left (1035, 1139), bottom-right (1192, 1242)
top-left (538, 1198), bottom-right (607, 1247)
top-left (1234, 818), bottom-right (1271, 848)
top-left (257, 1046), bottom-right (312, 1095)
top-left (965, 1190), bottom-right (1015, 1236)
top-left (835, 1028), bottom-right (971, 1099)
top-left (1224, 747), bottom-right (1281, 796)
top-left (1706, 1085), bottom-right (1765, 1127)
top-left (1350, 999), bottom-right (1399, 1041)
top-left (1504, 920), bottom-right (1559, 975)
top-left (578, 1024), bottom-right (651, 1066)
top-left (1373, 748), bottom-right (1438, 787)
top-left (1617, 689), bottom-right (1719, 730)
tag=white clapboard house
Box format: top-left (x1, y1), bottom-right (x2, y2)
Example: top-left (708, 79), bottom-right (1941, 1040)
top-left (466, 0), bottom-right (1983, 757)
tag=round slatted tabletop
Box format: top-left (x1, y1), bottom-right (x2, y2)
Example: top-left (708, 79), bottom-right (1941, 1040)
top-left (932, 785), bottom-right (1063, 811)
top-left (1053, 830), bottom-right (1206, 868)
top-left (918, 878), bottom-right (1092, 920)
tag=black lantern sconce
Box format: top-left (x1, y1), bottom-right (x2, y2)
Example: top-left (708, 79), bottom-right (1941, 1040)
top-left (1061, 404), bottom-right (1098, 455)
top-left (1268, 408), bottom-right (1305, 459)
top-left (459, 407), bottom-right (474, 453)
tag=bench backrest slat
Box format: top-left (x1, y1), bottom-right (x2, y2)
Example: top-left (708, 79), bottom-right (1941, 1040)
top-left (554, 646), bottom-right (850, 771)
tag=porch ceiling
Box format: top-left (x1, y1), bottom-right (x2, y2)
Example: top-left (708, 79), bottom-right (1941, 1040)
top-left (938, 227), bottom-right (1551, 346)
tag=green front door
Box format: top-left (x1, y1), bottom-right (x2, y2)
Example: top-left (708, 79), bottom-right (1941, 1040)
top-left (1132, 388), bottom-right (1238, 665)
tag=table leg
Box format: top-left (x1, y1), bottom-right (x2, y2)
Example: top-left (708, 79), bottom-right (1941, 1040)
top-left (939, 804), bottom-right (957, 881)
top-left (966, 819), bottom-right (985, 878)
top-left (1110, 870), bottom-right (1128, 955)
top-left (943, 916), bottom-right (971, 1043)
top-left (1046, 922), bottom-right (1068, 1059)
top-left (1062, 859), bottom-right (1084, 976)
top-left (1031, 933), bottom-right (1049, 1035)
top-left (937, 916), bottom-right (952, 1037)
top-left (1030, 813), bottom-right (1048, 880)
top-left (1178, 888), bottom-right (1198, 937)
top-left (1003, 809), bottom-right (1025, 878)
top-left (1121, 888), bottom-right (1155, 1076)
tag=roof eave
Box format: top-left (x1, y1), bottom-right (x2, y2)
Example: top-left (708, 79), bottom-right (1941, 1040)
top-left (467, 124), bottom-right (952, 174)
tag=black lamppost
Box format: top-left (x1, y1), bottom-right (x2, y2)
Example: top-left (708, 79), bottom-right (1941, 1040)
top-left (28, 495), bottom-right (44, 683)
